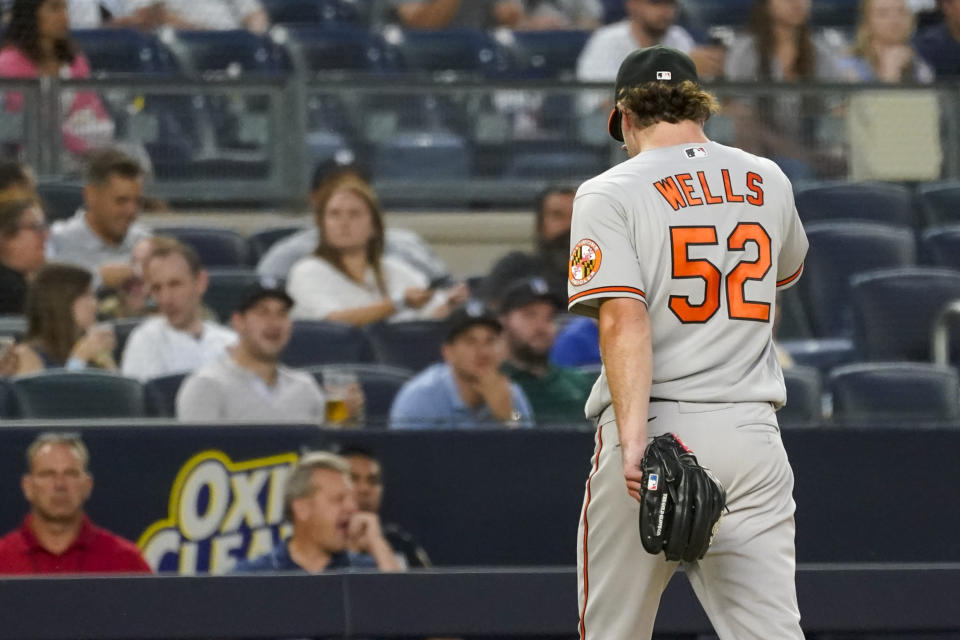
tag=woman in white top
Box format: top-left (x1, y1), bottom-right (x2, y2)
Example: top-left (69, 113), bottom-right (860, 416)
top-left (287, 178), bottom-right (464, 325)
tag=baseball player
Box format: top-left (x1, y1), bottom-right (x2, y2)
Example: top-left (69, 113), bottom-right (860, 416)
top-left (568, 46), bottom-right (808, 639)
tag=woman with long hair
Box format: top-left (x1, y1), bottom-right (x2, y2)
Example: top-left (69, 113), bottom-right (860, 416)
top-left (0, 199), bottom-right (47, 315)
top-left (12, 263), bottom-right (116, 374)
top-left (0, 0), bottom-right (113, 159)
top-left (842, 0), bottom-right (934, 83)
top-left (287, 178), bottom-right (465, 326)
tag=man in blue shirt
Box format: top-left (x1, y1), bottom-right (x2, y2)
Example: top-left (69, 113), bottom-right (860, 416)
top-left (389, 302), bottom-right (534, 429)
top-left (235, 452), bottom-right (399, 573)
top-left (915, 0), bottom-right (960, 78)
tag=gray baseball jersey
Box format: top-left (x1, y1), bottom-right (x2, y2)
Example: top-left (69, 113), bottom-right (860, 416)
top-left (567, 141), bottom-right (807, 419)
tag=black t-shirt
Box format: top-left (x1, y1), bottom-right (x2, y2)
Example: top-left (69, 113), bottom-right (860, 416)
top-left (0, 262), bottom-right (27, 316)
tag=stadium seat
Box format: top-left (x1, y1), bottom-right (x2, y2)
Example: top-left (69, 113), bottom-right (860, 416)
top-left (0, 377), bottom-right (20, 418)
top-left (794, 182), bottom-right (916, 227)
top-left (112, 317), bottom-right (144, 364)
top-left (497, 29), bottom-right (591, 80)
top-left (921, 225), bottom-right (960, 270)
top-left (505, 149), bottom-right (605, 180)
top-left (36, 182), bottom-right (84, 222)
top-left (262, 0), bottom-right (370, 26)
top-left (12, 370), bottom-right (146, 418)
top-left (810, 0), bottom-right (860, 26)
top-left (280, 25), bottom-right (397, 72)
top-left (776, 285), bottom-right (813, 340)
top-left (851, 267), bottom-right (960, 361)
top-left (144, 372), bottom-right (188, 418)
top-left (683, 0), bottom-right (753, 29)
top-left (157, 227), bottom-right (251, 268)
top-left (366, 320), bottom-right (447, 371)
top-left (71, 28), bottom-right (178, 74)
top-left (165, 30), bottom-right (291, 75)
top-left (780, 337), bottom-right (856, 374)
top-left (281, 320), bottom-right (376, 368)
top-left (799, 222), bottom-right (915, 337)
top-left (247, 226), bottom-right (304, 264)
top-left (780, 365), bottom-right (823, 426)
top-left (203, 270), bottom-right (262, 322)
top-left (916, 181), bottom-right (960, 226)
top-left (307, 363), bottom-right (413, 427)
top-left (829, 362), bottom-right (960, 422)
top-left (373, 131), bottom-right (470, 180)
top-left (390, 28), bottom-right (512, 76)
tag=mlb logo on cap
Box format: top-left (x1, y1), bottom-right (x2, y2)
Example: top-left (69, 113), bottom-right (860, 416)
top-left (656, 71), bottom-right (672, 80)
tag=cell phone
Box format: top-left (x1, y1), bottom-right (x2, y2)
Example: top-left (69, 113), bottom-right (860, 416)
top-left (427, 275), bottom-right (454, 290)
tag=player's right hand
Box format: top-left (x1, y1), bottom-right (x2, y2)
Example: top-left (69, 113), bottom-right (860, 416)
top-left (622, 442), bottom-right (647, 503)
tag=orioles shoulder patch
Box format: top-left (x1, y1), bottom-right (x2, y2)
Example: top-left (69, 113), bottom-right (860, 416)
top-left (569, 239), bottom-right (602, 286)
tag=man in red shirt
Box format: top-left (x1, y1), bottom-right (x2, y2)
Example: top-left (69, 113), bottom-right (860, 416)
top-left (0, 432), bottom-right (151, 574)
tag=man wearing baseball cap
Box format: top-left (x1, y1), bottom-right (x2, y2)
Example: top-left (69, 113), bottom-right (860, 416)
top-left (388, 301), bottom-right (534, 429)
top-left (498, 277), bottom-right (593, 426)
top-left (176, 279), bottom-right (327, 423)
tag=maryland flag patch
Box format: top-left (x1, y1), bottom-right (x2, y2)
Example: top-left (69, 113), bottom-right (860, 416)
top-left (569, 239), bottom-right (602, 286)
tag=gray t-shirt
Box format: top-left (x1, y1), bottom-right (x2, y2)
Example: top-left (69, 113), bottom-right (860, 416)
top-left (176, 354), bottom-right (326, 423)
top-left (48, 209), bottom-right (151, 275)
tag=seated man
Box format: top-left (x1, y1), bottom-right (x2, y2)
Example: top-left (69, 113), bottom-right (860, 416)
top-left (175, 280), bottom-right (326, 422)
top-left (0, 432), bottom-right (151, 574)
top-left (235, 451), bottom-right (400, 572)
top-left (48, 148), bottom-right (151, 292)
top-left (341, 446), bottom-right (431, 568)
top-left (498, 278), bottom-right (593, 426)
top-left (123, 0), bottom-right (269, 33)
top-left (389, 302), bottom-right (534, 429)
top-left (122, 236), bottom-right (236, 380)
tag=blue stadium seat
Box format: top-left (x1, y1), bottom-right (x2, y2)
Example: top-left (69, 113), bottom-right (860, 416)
top-left (851, 267), bottom-right (960, 361)
top-left (780, 365), bottom-right (823, 426)
top-left (262, 0), bottom-right (370, 25)
top-left (776, 285), bottom-right (813, 340)
top-left (799, 222), bottom-right (915, 337)
top-left (498, 30), bottom-right (591, 80)
top-left (167, 30), bottom-right (291, 75)
top-left (391, 28), bottom-right (512, 76)
top-left (916, 181), bottom-right (960, 226)
top-left (248, 226), bottom-right (304, 264)
top-left (157, 227), bottom-right (251, 268)
top-left (12, 370), bottom-right (146, 418)
top-left (921, 225), bottom-right (960, 270)
top-left (71, 28), bottom-right (178, 74)
top-left (779, 337), bottom-right (856, 375)
top-left (810, 0), bottom-right (859, 26)
top-left (280, 25), bottom-right (397, 72)
top-left (112, 317), bottom-right (144, 364)
top-left (203, 269), bottom-right (262, 322)
top-left (0, 377), bottom-right (20, 418)
top-left (372, 131), bottom-right (470, 180)
top-left (829, 362), bottom-right (960, 422)
top-left (683, 0), bottom-right (754, 29)
top-left (794, 182), bottom-right (916, 227)
top-left (366, 320), bottom-right (447, 371)
top-left (506, 149), bottom-right (605, 180)
top-left (36, 182), bottom-right (83, 222)
top-left (144, 372), bottom-right (188, 418)
top-left (282, 320), bottom-right (376, 368)
top-left (307, 363), bottom-right (413, 426)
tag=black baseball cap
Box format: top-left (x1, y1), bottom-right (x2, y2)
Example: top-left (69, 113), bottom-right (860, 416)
top-left (608, 45), bottom-right (700, 142)
top-left (235, 278), bottom-right (294, 314)
top-left (445, 301), bottom-right (502, 343)
top-left (498, 277), bottom-right (560, 314)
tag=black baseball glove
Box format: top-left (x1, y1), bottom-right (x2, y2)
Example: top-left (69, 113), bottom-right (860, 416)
top-left (638, 433), bottom-right (726, 562)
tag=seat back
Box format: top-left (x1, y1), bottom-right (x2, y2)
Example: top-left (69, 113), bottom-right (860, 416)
top-left (143, 372), bottom-right (188, 417)
top-left (921, 225), bottom-right (960, 271)
top-left (71, 28), bottom-right (178, 74)
top-left (373, 131), bottom-right (470, 180)
top-left (157, 227), bottom-right (251, 268)
top-left (800, 222), bottom-right (915, 337)
top-left (499, 29), bottom-right (591, 79)
top-left (203, 270), bottom-right (262, 323)
top-left (36, 182), bottom-right (84, 222)
top-left (169, 30), bottom-right (291, 75)
top-left (0, 377), bottom-right (21, 418)
top-left (282, 25), bottom-right (396, 72)
top-left (391, 28), bottom-right (511, 76)
top-left (916, 181), bottom-right (960, 226)
top-left (851, 267), bottom-right (960, 361)
top-left (247, 226), bottom-right (304, 264)
top-left (794, 182), bottom-right (916, 227)
top-left (829, 362), bottom-right (960, 422)
top-left (12, 370), bottom-right (145, 418)
top-left (779, 365), bottom-right (823, 426)
top-left (282, 320), bottom-right (376, 368)
top-left (366, 320), bottom-right (447, 371)
top-left (262, 0), bottom-right (370, 26)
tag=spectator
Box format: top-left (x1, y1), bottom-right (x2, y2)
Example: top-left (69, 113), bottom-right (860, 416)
top-left (724, 0), bottom-right (846, 179)
top-left (341, 446), bottom-right (432, 568)
top-left (0, 199), bottom-right (47, 315)
top-left (840, 0), bottom-right (934, 82)
top-left (914, 0), bottom-right (960, 77)
top-left (389, 302), bottom-right (534, 429)
top-left (0, 160), bottom-right (36, 203)
top-left (379, 0), bottom-right (526, 29)
top-left (477, 184), bottom-right (574, 308)
top-left (576, 0), bottom-right (725, 81)
top-left (549, 316), bottom-right (600, 367)
top-left (498, 277), bottom-right (593, 425)
top-left (175, 280), bottom-right (326, 422)
top-left (12, 263), bottom-right (116, 374)
top-left (256, 163), bottom-right (450, 285)
top-left (123, 0), bottom-right (269, 32)
top-left (0, 0), bottom-right (114, 165)
top-left (96, 235), bottom-right (154, 320)
top-left (48, 148), bottom-right (150, 292)
top-left (521, 0), bottom-right (604, 29)
top-left (287, 178), bottom-right (466, 326)
top-left (0, 432), bottom-right (151, 574)
top-left (121, 236), bottom-right (235, 380)
top-left (235, 451), bottom-right (400, 572)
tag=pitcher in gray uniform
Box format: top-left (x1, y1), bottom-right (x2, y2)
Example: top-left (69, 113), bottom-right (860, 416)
top-left (568, 45), bottom-right (808, 640)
